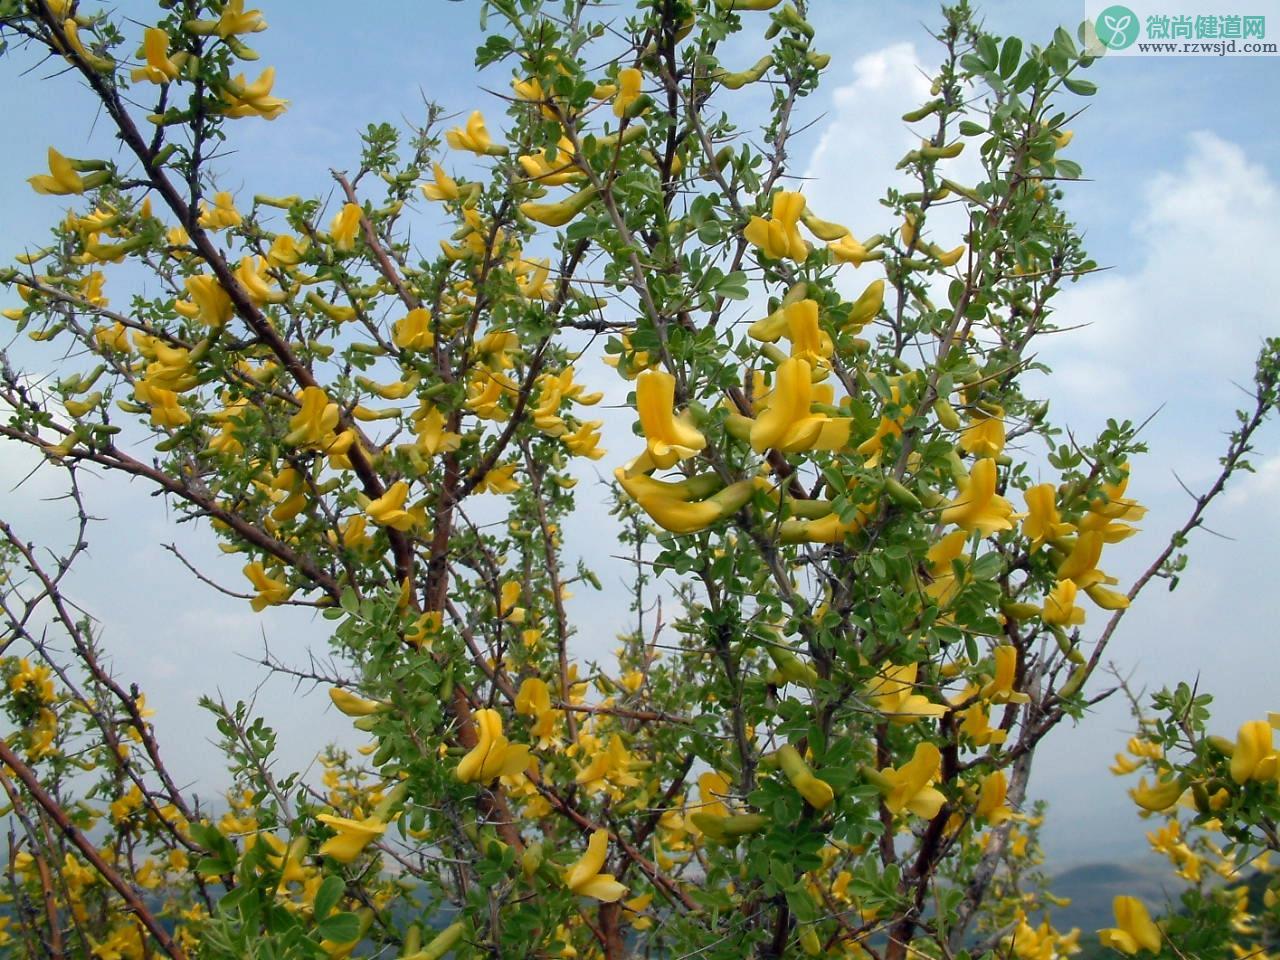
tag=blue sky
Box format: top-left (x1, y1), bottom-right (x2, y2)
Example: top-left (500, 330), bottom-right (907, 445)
top-left (1, 1), bottom-right (1278, 872)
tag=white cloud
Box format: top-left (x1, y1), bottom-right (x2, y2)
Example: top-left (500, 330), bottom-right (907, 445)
top-left (1042, 131), bottom-right (1278, 423)
top-left (805, 43), bottom-right (937, 242)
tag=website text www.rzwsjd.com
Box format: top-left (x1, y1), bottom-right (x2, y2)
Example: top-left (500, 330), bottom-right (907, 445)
top-left (1136, 39), bottom-right (1279, 52)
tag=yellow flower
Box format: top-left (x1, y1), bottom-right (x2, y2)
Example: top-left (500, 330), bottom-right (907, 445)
top-left (512, 76), bottom-right (555, 117)
top-left (557, 366), bottom-right (603, 406)
top-left (392, 308), bottom-right (435, 350)
top-left (329, 688), bottom-right (381, 717)
top-left (28, 147), bottom-right (84, 196)
top-left (829, 233), bottom-right (880, 266)
top-left (519, 184), bottom-right (600, 228)
top-left (516, 257), bottom-right (553, 299)
top-left (270, 481), bottom-right (304, 523)
top-left (1230, 720), bottom-right (1278, 783)
top-left (285, 386), bottom-right (340, 448)
top-left (744, 190), bottom-right (808, 261)
top-left (216, 0), bottom-right (268, 37)
top-left (421, 162), bottom-right (460, 201)
top-left (130, 28), bottom-right (180, 84)
top-left (515, 678), bottom-right (562, 749)
top-left (776, 745), bottom-right (834, 810)
top-left (243, 562), bottom-right (292, 611)
top-left (1085, 583), bottom-right (1130, 610)
top-left (404, 611), bottom-right (442, 649)
top-left (234, 255), bottom-right (288, 304)
top-left (750, 357), bottom-right (850, 453)
top-left (562, 419), bottom-right (605, 460)
top-left (174, 275), bottom-right (233, 327)
top-left (476, 462), bottom-right (521, 495)
top-left (564, 829), bottom-right (628, 902)
top-left (959, 701), bottom-right (1007, 747)
top-left (144, 342), bottom-right (197, 392)
top-left (980, 646), bottom-right (1030, 705)
top-left (1057, 531), bottom-right (1109, 587)
top-left (110, 784), bottom-right (145, 823)
top-left (199, 191), bottom-right (242, 230)
top-left (498, 581), bottom-right (525, 623)
top-left (518, 137), bottom-right (584, 186)
top-left (613, 67), bottom-right (644, 117)
top-left (10, 659), bottom-right (55, 702)
top-left (81, 270), bottom-right (108, 306)
top-left (1128, 737), bottom-right (1163, 760)
top-left (976, 770), bottom-right (1013, 824)
top-left (941, 458), bottom-right (1015, 535)
top-left (1040, 579), bottom-right (1086, 627)
top-left (330, 203), bottom-right (362, 252)
top-left (267, 234), bottom-right (309, 267)
top-left (95, 322), bottom-right (132, 353)
top-left (623, 892), bottom-right (654, 930)
top-left (1130, 776), bottom-right (1184, 812)
top-left (867, 663), bottom-right (947, 723)
top-left (696, 771), bottom-right (733, 819)
top-left (446, 110), bottom-right (505, 156)
top-left (877, 742), bottom-right (946, 819)
top-left (134, 378), bottom-right (190, 428)
top-left (59, 18), bottom-right (114, 72)
top-left (366, 481), bottom-right (416, 531)
top-left (456, 709), bottom-right (531, 784)
top-left (1109, 753), bottom-right (1141, 776)
top-left (784, 298), bottom-right (833, 368)
top-left (167, 224), bottom-right (191, 251)
top-left (959, 408), bottom-right (1005, 458)
top-left (614, 470), bottom-right (756, 535)
top-left (635, 369), bottom-right (706, 468)
top-left (923, 529), bottom-right (968, 611)
top-left (316, 814), bottom-right (386, 863)
top-left (1089, 464), bottom-right (1147, 523)
top-left (1098, 896), bottom-right (1161, 955)
top-left (412, 406), bottom-right (462, 457)
top-left (222, 67), bottom-right (289, 120)
top-left (576, 734), bottom-right (641, 795)
top-left (1021, 483), bottom-right (1074, 550)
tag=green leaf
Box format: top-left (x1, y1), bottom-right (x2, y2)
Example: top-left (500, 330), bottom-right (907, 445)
top-left (957, 120), bottom-right (986, 137)
top-left (196, 855), bottom-right (232, 877)
top-left (1012, 58), bottom-right (1041, 93)
top-left (1062, 76), bottom-right (1098, 96)
top-left (697, 220), bottom-right (724, 245)
top-left (1053, 26), bottom-right (1078, 56)
top-left (313, 875), bottom-right (345, 921)
top-left (975, 35), bottom-right (999, 70)
top-left (339, 586), bottom-right (359, 614)
top-left (1055, 159), bottom-right (1083, 180)
top-left (716, 271), bottom-right (749, 301)
top-left (971, 552), bottom-right (1004, 581)
top-left (998, 37), bottom-right (1023, 78)
top-left (316, 912), bottom-right (360, 945)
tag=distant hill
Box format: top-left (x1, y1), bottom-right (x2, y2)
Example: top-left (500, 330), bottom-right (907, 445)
top-left (1046, 860), bottom-right (1187, 938)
